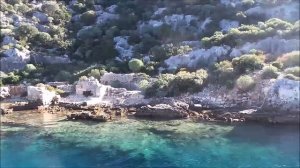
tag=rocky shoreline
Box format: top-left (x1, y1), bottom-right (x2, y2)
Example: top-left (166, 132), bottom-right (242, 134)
top-left (1, 97), bottom-right (299, 125)
top-left (1, 75), bottom-right (299, 125)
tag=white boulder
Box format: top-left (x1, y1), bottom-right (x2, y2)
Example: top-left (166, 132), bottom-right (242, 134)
top-left (27, 86), bottom-right (57, 105)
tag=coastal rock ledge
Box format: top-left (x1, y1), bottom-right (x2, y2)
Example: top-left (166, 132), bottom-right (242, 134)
top-left (135, 104), bottom-right (189, 119)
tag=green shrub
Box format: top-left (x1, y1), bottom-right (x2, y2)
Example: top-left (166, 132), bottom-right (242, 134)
top-left (0, 2), bottom-right (15, 14)
top-left (24, 64), bottom-right (37, 73)
top-left (79, 76), bottom-right (88, 81)
top-left (242, 0), bottom-right (255, 6)
top-left (232, 54), bottom-right (265, 74)
top-left (72, 3), bottom-right (86, 13)
top-left (271, 61), bottom-right (283, 69)
top-left (138, 79), bottom-right (150, 91)
top-left (150, 44), bottom-right (192, 61)
top-left (80, 10), bottom-right (97, 25)
top-left (284, 74), bottom-right (300, 81)
top-left (236, 75), bottom-right (256, 92)
top-left (15, 24), bottom-right (38, 40)
top-left (201, 18), bottom-right (295, 48)
top-left (41, 2), bottom-right (60, 17)
top-left (6, 0), bottom-right (22, 5)
top-left (168, 69), bottom-right (208, 96)
top-left (145, 74), bottom-right (175, 97)
top-left (201, 31), bottom-right (226, 48)
top-left (77, 26), bottom-right (102, 40)
top-left (3, 72), bottom-right (21, 85)
top-left (55, 71), bottom-right (73, 82)
top-left (277, 51), bottom-right (300, 68)
top-left (128, 58), bottom-right (144, 72)
top-left (284, 67), bottom-right (300, 77)
top-left (145, 70), bottom-right (208, 97)
top-left (265, 18), bottom-right (293, 30)
top-left (32, 32), bottom-right (52, 47)
top-left (261, 65), bottom-right (278, 79)
top-left (15, 3), bottom-right (31, 14)
top-left (41, 1), bottom-right (70, 24)
top-left (211, 60), bottom-right (235, 87)
top-left (88, 69), bottom-right (101, 80)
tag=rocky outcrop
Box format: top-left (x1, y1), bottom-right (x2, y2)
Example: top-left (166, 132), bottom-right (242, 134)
top-left (135, 103), bottom-right (189, 119)
top-left (67, 111), bottom-right (110, 122)
top-left (0, 48), bottom-right (31, 72)
top-left (261, 78), bottom-right (300, 113)
top-left (0, 87), bottom-right (10, 100)
top-left (31, 55), bottom-right (71, 65)
top-left (27, 85), bottom-right (58, 105)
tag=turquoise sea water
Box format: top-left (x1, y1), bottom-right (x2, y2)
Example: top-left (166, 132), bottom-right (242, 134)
top-left (1, 111), bottom-right (299, 168)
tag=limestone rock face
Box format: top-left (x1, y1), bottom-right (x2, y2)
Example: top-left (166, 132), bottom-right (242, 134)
top-left (135, 103), bottom-right (189, 119)
top-left (262, 78), bottom-right (300, 113)
top-left (27, 86), bottom-right (57, 105)
top-left (0, 87), bottom-right (10, 100)
top-left (2, 36), bottom-right (17, 45)
top-left (0, 48), bottom-right (30, 72)
top-left (113, 36), bottom-right (133, 61)
top-left (245, 2), bottom-right (299, 21)
top-left (32, 12), bottom-right (49, 23)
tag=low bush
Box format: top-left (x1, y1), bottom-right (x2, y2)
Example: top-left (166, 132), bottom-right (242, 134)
top-left (236, 75), bottom-right (256, 92)
top-left (211, 60), bottom-right (236, 87)
top-left (232, 54), bottom-right (265, 74)
top-left (150, 44), bottom-right (192, 61)
top-left (284, 67), bottom-right (300, 77)
top-left (80, 10), bottom-right (97, 25)
top-left (271, 61), bottom-right (283, 69)
top-left (201, 18), bottom-right (295, 48)
top-left (144, 73), bottom-right (175, 97)
top-left (88, 69), bottom-right (101, 80)
top-left (145, 69), bottom-right (208, 97)
top-left (277, 51), bottom-right (300, 68)
top-left (284, 74), bottom-right (300, 81)
top-left (32, 32), bottom-right (52, 47)
top-left (261, 65), bottom-right (278, 79)
top-left (168, 69), bottom-right (208, 96)
top-left (15, 24), bottom-right (38, 40)
top-left (54, 71), bottom-right (73, 82)
top-left (138, 79), bottom-right (150, 91)
top-left (128, 58), bottom-right (144, 72)
top-left (15, 3), bottom-right (31, 14)
top-left (76, 26), bottom-right (102, 40)
top-left (41, 2), bottom-right (60, 17)
top-left (2, 72), bottom-right (21, 85)
top-left (46, 85), bottom-right (64, 94)
top-left (24, 64), bottom-right (37, 73)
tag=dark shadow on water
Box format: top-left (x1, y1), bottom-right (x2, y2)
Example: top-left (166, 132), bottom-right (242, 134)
top-left (224, 123), bottom-right (300, 146)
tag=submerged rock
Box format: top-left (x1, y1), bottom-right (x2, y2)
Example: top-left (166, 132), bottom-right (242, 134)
top-left (66, 111), bottom-right (110, 122)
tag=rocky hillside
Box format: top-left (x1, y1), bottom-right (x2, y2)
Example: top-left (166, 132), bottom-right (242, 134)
top-left (1, 0), bottom-right (299, 97)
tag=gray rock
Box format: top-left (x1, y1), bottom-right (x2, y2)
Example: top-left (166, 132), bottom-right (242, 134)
top-left (135, 104), bottom-right (189, 119)
top-left (2, 36), bottom-right (17, 45)
top-left (33, 12), bottom-right (49, 23)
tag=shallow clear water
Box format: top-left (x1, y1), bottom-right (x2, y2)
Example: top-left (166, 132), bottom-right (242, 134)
top-left (1, 111), bottom-right (299, 168)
